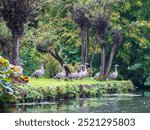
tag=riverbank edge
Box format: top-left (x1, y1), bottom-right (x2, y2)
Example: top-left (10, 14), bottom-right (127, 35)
top-left (0, 80), bottom-right (135, 104)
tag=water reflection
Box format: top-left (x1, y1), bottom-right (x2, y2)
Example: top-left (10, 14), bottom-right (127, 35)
top-left (1, 93), bottom-right (150, 113)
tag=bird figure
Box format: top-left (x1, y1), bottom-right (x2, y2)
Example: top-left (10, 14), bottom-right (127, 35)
top-left (54, 64), bottom-right (67, 79)
top-left (94, 72), bottom-right (100, 79)
top-left (67, 66), bottom-right (78, 79)
top-left (76, 65), bottom-right (85, 79)
top-left (87, 68), bottom-right (93, 77)
top-left (82, 63), bottom-right (89, 78)
top-left (94, 66), bottom-right (101, 79)
top-left (107, 64), bottom-right (119, 80)
top-left (31, 60), bottom-right (45, 79)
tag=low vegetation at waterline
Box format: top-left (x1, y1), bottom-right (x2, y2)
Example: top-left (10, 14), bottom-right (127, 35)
top-left (0, 78), bottom-right (135, 104)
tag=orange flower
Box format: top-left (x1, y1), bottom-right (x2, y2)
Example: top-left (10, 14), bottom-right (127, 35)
top-left (19, 75), bottom-right (29, 83)
top-left (24, 76), bottom-right (29, 83)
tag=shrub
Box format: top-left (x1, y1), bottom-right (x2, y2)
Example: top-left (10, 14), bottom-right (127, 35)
top-left (0, 56), bottom-right (29, 104)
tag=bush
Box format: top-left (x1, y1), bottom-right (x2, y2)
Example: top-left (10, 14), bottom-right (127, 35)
top-left (0, 56), bottom-right (29, 104)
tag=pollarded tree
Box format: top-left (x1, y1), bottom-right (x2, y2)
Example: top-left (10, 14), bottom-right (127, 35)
top-left (72, 4), bottom-right (90, 65)
top-left (0, 0), bottom-right (33, 65)
top-left (90, 0), bottom-right (123, 78)
top-left (105, 29), bottom-right (123, 76)
top-left (93, 14), bottom-right (109, 76)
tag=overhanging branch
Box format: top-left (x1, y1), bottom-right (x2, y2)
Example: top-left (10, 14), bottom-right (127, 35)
top-left (36, 44), bottom-right (71, 75)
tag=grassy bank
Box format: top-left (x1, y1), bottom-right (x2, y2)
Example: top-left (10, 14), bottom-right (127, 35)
top-left (16, 78), bottom-right (135, 103)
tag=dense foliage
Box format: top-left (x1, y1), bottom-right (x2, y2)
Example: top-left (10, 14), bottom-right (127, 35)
top-left (0, 56), bottom-right (29, 103)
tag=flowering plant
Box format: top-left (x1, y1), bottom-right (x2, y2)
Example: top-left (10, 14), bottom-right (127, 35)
top-left (0, 56), bottom-right (29, 95)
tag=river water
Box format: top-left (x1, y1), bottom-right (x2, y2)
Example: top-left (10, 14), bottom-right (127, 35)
top-left (1, 91), bottom-right (150, 113)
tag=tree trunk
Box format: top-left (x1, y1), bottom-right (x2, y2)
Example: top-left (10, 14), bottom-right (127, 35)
top-left (90, 37), bottom-right (96, 69)
top-left (105, 48), bottom-right (115, 76)
top-left (81, 27), bottom-right (89, 65)
top-left (85, 27), bottom-right (89, 64)
top-left (98, 36), bottom-right (106, 76)
top-left (100, 45), bottom-right (106, 76)
top-left (81, 29), bottom-right (85, 64)
top-left (11, 33), bottom-right (20, 65)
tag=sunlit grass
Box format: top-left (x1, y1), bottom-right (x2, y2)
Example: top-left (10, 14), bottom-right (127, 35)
top-left (28, 77), bottom-right (100, 88)
top-left (28, 77), bottom-right (131, 88)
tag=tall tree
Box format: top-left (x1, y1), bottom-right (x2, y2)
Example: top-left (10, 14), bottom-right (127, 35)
top-left (0, 0), bottom-right (33, 65)
top-left (93, 15), bottom-right (109, 76)
top-left (72, 6), bottom-right (90, 65)
top-left (105, 29), bottom-right (123, 76)
top-left (90, 0), bottom-right (123, 78)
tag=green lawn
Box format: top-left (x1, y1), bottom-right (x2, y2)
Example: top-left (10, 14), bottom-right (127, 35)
top-left (28, 77), bottom-right (101, 88)
top-left (28, 77), bottom-right (135, 89)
